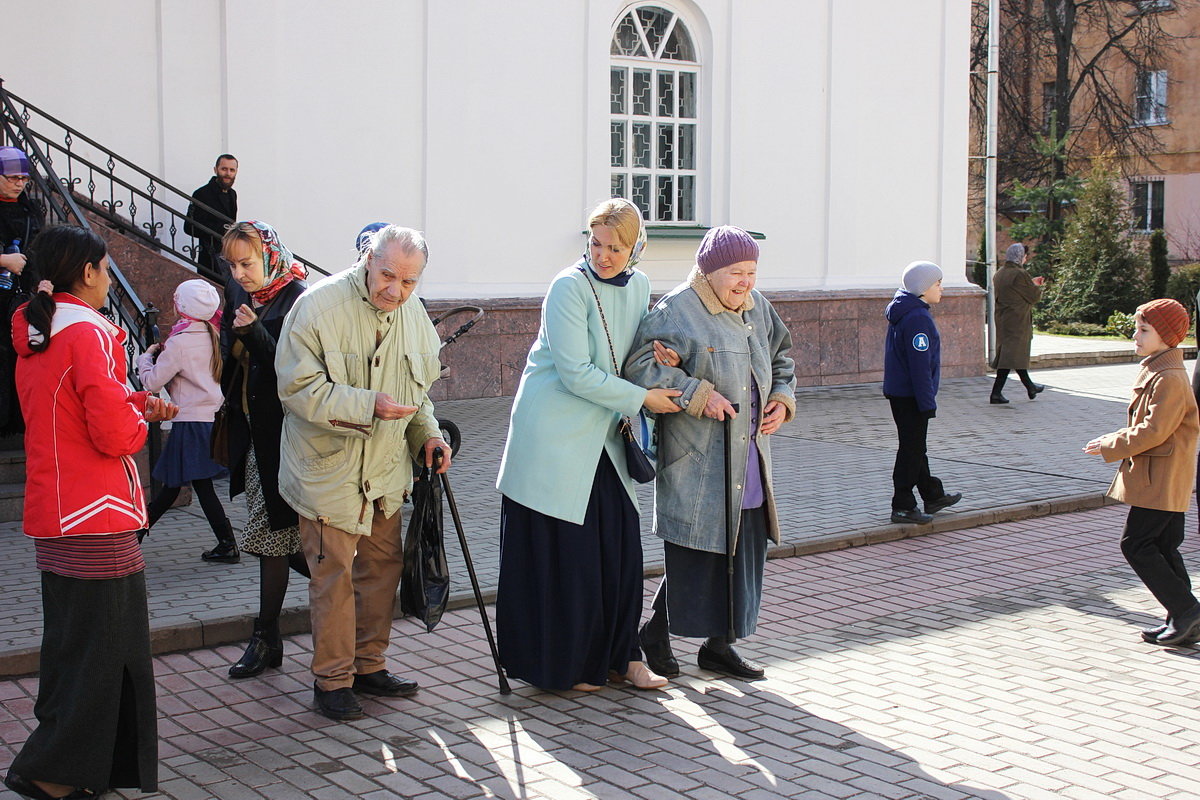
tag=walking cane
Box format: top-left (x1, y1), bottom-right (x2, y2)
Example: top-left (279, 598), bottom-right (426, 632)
top-left (434, 448), bottom-right (512, 695)
top-left (723, 403), bottom-right (740, 645)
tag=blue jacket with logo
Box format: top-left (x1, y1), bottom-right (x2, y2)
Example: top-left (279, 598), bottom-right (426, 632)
top-left (882, 289), bottom-right (940, 413)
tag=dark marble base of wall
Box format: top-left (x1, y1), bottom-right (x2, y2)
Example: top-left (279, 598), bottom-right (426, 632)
top-left (428, 286), bottom-right (987, 401)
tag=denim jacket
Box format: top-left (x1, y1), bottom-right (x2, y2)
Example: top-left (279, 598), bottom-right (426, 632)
top-left (625, 268), bottom-right (796, 554)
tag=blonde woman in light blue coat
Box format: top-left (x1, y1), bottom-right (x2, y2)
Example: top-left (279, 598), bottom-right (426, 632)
top-left (495, 199), bottom-right (682, 692)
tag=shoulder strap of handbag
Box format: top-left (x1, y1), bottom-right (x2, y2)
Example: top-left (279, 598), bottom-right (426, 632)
top-left (579, 267), bottom-right (623, 379)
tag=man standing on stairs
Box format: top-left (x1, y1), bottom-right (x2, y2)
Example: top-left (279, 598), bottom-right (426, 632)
top-left (0, 145), bottom-right (45, 436)
top-left (185, 154), bottom-right (238, 277)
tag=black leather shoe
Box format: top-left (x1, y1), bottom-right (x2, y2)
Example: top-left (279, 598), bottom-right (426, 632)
top-left (352, 670), bottom-right (419, 698)
top-left (698, 643), bottom-right (765, 680)
top-left (228, 620), bottom-right (283, 679)
top-left (314, 683), bottom-right (365, 720)
top-left (1156, 606), bottom-right (1200, 646)
top-left (925, 492), bottom-right (962, 515)
top-left (990, 393), bottom-right (1009, 404)
top-left (1141, 620), bottom-right (1169, 643)
top-left (891, 508), bottom-right (933, 525)
top-left (3, 771), bottom-right (100, 800)
top-left (639, 626), bottom-right (680, 678)
top-left (202, 537), bottom-right (240, 564)
top-left (1026, 383), bottom-right (1045, 400)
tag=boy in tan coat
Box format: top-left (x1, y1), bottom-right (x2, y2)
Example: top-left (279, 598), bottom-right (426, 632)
top-left (1085, 299), bottom-right (1200, 645)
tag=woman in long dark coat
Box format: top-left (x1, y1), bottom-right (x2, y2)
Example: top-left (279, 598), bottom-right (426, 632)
top-left (990, 243), bottom-right (1046, 404)
top-left (218, 220), bottom-right (310, 679)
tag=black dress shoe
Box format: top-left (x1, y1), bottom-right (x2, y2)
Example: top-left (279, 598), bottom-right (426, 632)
top-left (352, 670), bottom-right (419, 698)
top-left (314, 683), bottom-right (365, 720)
top-left (1156, 606), bottom-right (1200, 646)
top-left (3, 771), bottom-right (100, 800)
top-left (990, 393), bottom-right (1009, 404)
top-left (891, 508), bottom-right (933, 525)
top-left (698, 643), bottom-right (765, 680)
top-left (639, 626), bottom-right (680, 678)
top-left (1026, 383), bottom-right (1045, 400)
top-left (925, 492), bottom-right (962, 515)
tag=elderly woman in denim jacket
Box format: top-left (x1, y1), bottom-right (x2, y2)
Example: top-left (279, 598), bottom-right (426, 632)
top-left (625, 226), bottom-right (796, 681)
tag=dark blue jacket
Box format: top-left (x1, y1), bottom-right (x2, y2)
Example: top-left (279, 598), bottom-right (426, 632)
top-left (882, 289), bottom-right (940, 413)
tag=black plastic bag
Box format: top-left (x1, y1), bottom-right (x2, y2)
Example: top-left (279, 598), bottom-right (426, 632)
top-left (399, 465), bottom-right (450, 632)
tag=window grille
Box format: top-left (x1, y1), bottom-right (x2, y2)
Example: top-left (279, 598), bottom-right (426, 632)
top-left (610, 5), bottom-right (698, 223)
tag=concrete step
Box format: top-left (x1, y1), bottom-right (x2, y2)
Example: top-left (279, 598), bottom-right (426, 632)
top-left (0, 449), bottom-right (25, 486)
top-left (0, 481), bottom-right (23, 523)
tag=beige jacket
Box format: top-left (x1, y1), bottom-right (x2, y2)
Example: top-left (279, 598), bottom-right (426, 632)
top-left (1100, 347), bottom-right (1199, 512)
top-left (275, 262), bottom-right (442, 536)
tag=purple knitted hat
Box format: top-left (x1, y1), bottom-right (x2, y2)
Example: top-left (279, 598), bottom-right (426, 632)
top-left (697, 225), bottom-right (759, 274)
top-left (0, 147), bottom-right (31, 176)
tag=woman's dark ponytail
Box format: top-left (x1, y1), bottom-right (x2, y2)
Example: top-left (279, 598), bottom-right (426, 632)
top-left (23, 226), bottom-right (107, 353)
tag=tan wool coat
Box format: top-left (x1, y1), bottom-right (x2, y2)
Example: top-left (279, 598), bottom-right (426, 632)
top-left (1100, 347), bottom-right (1199, 512)
top-left (991, 261), bottom-right (1043, 370)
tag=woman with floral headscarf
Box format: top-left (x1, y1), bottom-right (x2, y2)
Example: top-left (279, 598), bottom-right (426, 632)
top-left (495, 199), bottom-right (683, 692)
top-left (218, 221), bottom-right (310, 679)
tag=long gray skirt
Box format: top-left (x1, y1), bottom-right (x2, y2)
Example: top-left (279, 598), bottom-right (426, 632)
top-left (661, 506), bottom-right (769, 639)
top-left (11, 570), bottom-right (158, 792)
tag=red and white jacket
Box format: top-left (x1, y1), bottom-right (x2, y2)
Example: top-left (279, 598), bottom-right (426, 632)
top-left (13, 293), bottom-right (151, 538)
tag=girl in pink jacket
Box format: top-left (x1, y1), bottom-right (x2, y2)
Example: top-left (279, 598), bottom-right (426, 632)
top-left (137, 279), bottom-right (236, 562)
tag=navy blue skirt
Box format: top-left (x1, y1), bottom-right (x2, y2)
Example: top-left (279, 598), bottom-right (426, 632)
top-left (496, 452), bottom-right (643, 690)
top-left (151, 421), bottom-right (227, 487)
top-left (660, 505), bottom-right (768, 640)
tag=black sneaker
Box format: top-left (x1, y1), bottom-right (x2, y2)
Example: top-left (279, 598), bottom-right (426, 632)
top-left (314, 683), bottom-right (365, 721)
top-left (891, 508), bottom-right (933, 525)
top-left (925, 492), bottom-right (962, 515)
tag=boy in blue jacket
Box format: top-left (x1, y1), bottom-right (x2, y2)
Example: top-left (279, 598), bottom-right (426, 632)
top-left (883, 261), bottom-right (962, 524)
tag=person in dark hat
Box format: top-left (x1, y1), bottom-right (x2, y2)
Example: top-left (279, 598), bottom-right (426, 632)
top-left (882, 261), bottom-right (962, 525)
top-left (0, 145), bottom-right (45, 436)
top-left (625, 225), bottom-right (796, 681)
top-left (1085, 298), bottom-right (1200, 646)
top-left (990, 242), bottom-right (1047, 404)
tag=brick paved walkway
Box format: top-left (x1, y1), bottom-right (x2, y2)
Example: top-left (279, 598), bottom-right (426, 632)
top-left (0, 362), bottom-right (1163, 674)
top-left (4, 501), bottom-right (1198, 799)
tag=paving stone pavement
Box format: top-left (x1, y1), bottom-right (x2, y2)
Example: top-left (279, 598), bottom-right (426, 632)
top-left (0, 360), bottom-right (1170, 673)
top-left (4, 501), bottom-right (1200, 799)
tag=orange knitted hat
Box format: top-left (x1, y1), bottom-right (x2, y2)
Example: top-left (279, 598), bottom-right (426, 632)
top-left (1137, 298), bottom-right (1190, 348)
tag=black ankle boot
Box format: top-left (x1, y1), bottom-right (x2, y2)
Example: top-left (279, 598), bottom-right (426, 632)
top-left (229, 617), bottom-right (284, 678)
top-left (202, 519), bottom-right (240, 563)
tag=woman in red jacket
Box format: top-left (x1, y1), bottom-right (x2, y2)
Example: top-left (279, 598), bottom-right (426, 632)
top-left (3, 226), bottom-right (177, 800)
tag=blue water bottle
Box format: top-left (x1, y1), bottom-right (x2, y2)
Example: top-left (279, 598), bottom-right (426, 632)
top-left (0, 238), bottom-right (20, 292)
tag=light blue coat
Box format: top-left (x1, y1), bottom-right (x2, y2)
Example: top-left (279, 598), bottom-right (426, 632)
top-left (497, 262), bottom-right (650, 524)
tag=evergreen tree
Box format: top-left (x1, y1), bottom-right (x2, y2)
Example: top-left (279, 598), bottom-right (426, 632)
top-left (1044, 162), bottom-right (1146, 325)
top-left (1149, 229), bottom-right (1169, 299)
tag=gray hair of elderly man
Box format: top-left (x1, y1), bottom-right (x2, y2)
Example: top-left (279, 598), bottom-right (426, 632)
top-left (359, 225), bottom-right (429, 268)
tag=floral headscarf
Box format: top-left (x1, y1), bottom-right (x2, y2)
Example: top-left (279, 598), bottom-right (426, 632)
top-left (242, 220), bottom-right (307, 305)
top-left (582, 199), bottom-right (647, 285)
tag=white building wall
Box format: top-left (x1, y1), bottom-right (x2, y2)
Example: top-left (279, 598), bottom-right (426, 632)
top-left (2, 0), bottom-right (969, 298)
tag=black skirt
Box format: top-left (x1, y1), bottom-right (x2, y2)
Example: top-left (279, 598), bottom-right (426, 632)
top-left (660, 505), bottom-right (769, 640)
top-left (496, 452), bottom-right (643, 690)
top-left (11, 571), bottom-right (158, 792)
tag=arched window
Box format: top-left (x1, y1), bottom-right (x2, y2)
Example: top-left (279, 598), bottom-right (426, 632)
top-left (610, 5), bottom-right (699, 223)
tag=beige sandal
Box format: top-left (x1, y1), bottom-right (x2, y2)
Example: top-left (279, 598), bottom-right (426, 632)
top-left (571, 682), bottom-right (605, 692)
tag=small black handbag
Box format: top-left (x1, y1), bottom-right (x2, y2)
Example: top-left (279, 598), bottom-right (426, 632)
top-left (581, 269), bottom-right (656, 484)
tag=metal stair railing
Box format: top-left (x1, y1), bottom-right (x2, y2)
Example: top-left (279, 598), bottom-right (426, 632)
top-left (0, 83), bottom-right (327, 284)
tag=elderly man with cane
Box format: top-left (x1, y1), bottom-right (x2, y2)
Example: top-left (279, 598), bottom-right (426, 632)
top-left (625, 225), bottom-right (795, 680)
top-left (275, 224), bottom-right (450, 721)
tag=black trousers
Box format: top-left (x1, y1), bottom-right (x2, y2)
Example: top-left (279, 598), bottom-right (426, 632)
top-left (1121, 506), bottom-right (1198, 619)
top-left (888, 396), bottom-right (944, 511)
